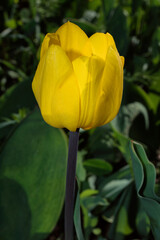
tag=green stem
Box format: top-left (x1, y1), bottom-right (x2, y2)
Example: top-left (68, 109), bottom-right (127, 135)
top-left (65, 129), bottom-right (79, 240)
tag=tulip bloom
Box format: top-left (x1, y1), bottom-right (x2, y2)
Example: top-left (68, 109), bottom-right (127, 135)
top-left (32, 21), bottom-right (124, 132)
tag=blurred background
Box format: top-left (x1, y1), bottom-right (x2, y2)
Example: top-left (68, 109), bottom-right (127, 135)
top-left (0, 0), bottom-right (160, 240)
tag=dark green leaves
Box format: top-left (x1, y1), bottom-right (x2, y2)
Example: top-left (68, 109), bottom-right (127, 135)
top-left (74, 190), bottom-right (85, 240)
top-left (130, 141), bottom-right (160, 240)
top-left (0, 80), bottom-right (36, 119)
top-left (83, 158), bottom-right (112, 176)
top-left (0, 109), bottom-right (68, 240)
top-left (1, 1), bottom-right (160, 239)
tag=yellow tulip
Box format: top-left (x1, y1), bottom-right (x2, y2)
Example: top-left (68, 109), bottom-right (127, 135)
top-left (32, 21), bottom-right (124, 132)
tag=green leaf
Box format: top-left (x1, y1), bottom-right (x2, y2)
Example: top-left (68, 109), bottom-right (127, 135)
top-left (92, 227), bottom-right (101, 235)
top-left (130, 141), bottom-right (160, 201)
top-left (87, 124), bottom-right (119, 162)
top-left (151, 27), bottom-right (160, 65)
top-left (130, 141), bottom-right (160, 240)
top-left (0, 119), bottom-right (16, 129)
top-left (150, 0), bottom-right (160, 6)
top-left (148, 70), bottom-right (160, 113)
top-left (111, 129), bottom-right (131, 163)
top-left (81, 194), bottom-right (109, 211)
top-left (74, 190), bottom-right (85, 240)
top-left (136, 202), bottom-right (150, 237)
top-left (80, 188), bottom-right (105, 239)
top-left (0, 80), bottom-right (36, 120)
top-left (98, 166), bottom-right (132, 201)
top-left (0, 109), bottom-right (68, 240)
top-left (0, 59), bottom-right (27, 79)
top-left (83, 158), bottom-right (113, 176)
top-left (123, 80), bottom-right (155, 112)
top-left (107, 6), bottom-right (129, 55)
top-left (80, 189), bottom-right (99, 198)
top-left (112, 102), bottom-right (149, 136)
top-left (76, 151), bottom-right (86, 182)
top-left (100, 179), bottom-right (133, 202)
top-left (0, 177), bottom-right (31, 240)
top-left (107, 186), bottom-right (134, 240)
top-left (102, 0), bottom-right (115, 18)
top-left (0, 80), bottom-right (36, 140)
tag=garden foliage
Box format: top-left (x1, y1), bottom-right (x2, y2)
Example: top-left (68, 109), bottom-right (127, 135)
top-left (0, 0), bottom-right (160, 239)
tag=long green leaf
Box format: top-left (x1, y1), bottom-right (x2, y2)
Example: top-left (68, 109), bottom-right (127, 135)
top-left (130, 141), bottom-right (160, 240)
top-left (74, 190), bottom-right (85, 240)
top-left (0, 109), bottom-right (68, 240)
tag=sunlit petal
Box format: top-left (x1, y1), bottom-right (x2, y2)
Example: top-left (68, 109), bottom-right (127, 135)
top-left (91, 46), bottom-right (123, 127)
top-left (40, 33), bottom-right (60, 59)
top-left (88, 32), bottom-right (118, 61)
top-left (89, 33), bottom-right (108, 60)
top-left (32, 45), bottom-right (80, 132)
top-left (106, 33), bottom-right (117, 50)
top-left (56, 21), bottom-right (89, 61)
top-left (72, 55), bottom-right (104, 129)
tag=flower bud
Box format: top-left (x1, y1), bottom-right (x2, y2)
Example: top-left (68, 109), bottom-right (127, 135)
top-left (32, 22), bottom-right (124, 132)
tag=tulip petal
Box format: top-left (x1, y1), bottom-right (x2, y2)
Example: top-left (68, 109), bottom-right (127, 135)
top-left (89, 32), bottom-right (117, 61)
top-left (91, 46), bottom-right (123, 128)
top-left (106, 33), bottom-right (117, 50)
top-left (32, 45), bottom-right (80, 132)
top-left (121, 56), bottom-right (125, 67)
top-left (56, 21), bottom-right (89, 61)
top-left (72, 55), bottom-right (104, 129)
top-left (40, 33), bottom-right (60, 59)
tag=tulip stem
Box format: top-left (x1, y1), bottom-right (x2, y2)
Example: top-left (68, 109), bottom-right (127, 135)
top-left (65, 129), bottom-right (79, 240)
